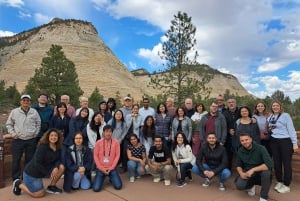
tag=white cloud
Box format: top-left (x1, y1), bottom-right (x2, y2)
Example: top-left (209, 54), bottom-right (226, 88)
top-left (128, 61), bottom-right (137, 70)
top-left (0, 0), bottom-right (24, 8)
top-left (34, 13), bottom-right (52, 25)
top-left (18, 10), bottom-right (31, 18)
top-left (0, 30), bottom-right (15, 36)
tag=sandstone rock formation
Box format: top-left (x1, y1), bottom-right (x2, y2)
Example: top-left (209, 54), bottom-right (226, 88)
top-left (0, 18), bottom-right (251, 101)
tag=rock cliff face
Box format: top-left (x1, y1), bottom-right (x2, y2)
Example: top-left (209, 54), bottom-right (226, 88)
top-left (0, 18), bottom-right (251, 101)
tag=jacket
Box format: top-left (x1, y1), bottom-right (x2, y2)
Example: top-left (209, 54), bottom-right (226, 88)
top-left (196, 143), bottom-right (228, 175)
top-left (172, 144), bottom-right (196, 166)
top-left (199, 113), bottom-right (227, 144)
top-left (63, 144), bottom-right (93, 192)
top-left (172, 117), bottom-right (192, 142)
top-left (32, 103), bottom-right (54, 137)
top-left (6, 107), bottom-right (41, 140)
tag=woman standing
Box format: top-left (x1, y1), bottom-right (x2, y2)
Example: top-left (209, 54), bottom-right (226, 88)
top-left (98, 100), bottom-right (112, 123)
top-left (125, 104), bottom-right (142, 136)
top-left (155, 103), bottom-right (172, 148)
top-left (253, 102), bottom-right (271, 156)
top-left (140, 115), bottom-right (156, 157)
top-left (107, 98), bottom-right (117, 116)
top-left (86, 112), bottom-right (106, 151)
top-left (108, 109), bottom-right (128, 172)
top-left (191, 103), bottom-right (208, 155)
top-left (12, 129), bottom-right (64, 197)
top-left (233, 106), bottom-right (260, 152)
top-left (172, 132), bottom-right (195, 187)
top-left (127, 134), bottom-right (146, 182)
top-left (49, 102), bottom-right (71, 144)
top-left (63, 132), bottom-right (93, 192)
top-left (172, 106), bottom-right (192, 143)
top-left (269, 100), bottom-right (298, 193)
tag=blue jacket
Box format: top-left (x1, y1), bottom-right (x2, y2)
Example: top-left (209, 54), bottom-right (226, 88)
top-left (32, 103), bottom-right (54, 137)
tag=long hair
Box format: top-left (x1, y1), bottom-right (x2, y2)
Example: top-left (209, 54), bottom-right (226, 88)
top-left (76, 107), bottom-right (89, 121)
top-left (172, 132), bottom-right (189, 151)
top-left (238, 106), bottom-right (252, 119)
top-left (55, 102), bottom-right (68, 117)
top-left (195, 103), bottom-right (206, 113)
top-left (39, 128), bottom-right (63, 150)
top-left (156, 102), bottom-right (168, 114)
top-left (111, 109), bottom-right (125, 129)
top-left (107, 98), bottom-right (117, 112)
top-left (89, 111), bottom-right (103, 132)
top-left (270, 100), bottom-right (284, 113)
top-left (142, 115), bottom-right (155, 140)
top-left (253, 102), bottom-right (267, 116)
top-left (175, 106), bottom-right (186, 118)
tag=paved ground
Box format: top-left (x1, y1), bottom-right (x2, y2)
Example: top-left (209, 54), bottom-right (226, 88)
top-left (1, 168), bottom-right (299, 201)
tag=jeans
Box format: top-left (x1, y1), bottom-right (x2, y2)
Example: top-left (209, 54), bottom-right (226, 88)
top-left (192, 164), bottom-right (231, 183)
top-left (72, 172), bottom-right (91, 190)
top-left (12, 138), bottom-right (37, 180)
top-left (176, 163), bottom-right (193, 183)
top-left (93, 169), bottom-right (122, 192)
top-left (146, 164), bottom-right (173, 181)
top-left (235, 170), bottom-right (271, 200)
top-left (127, 160), bottom-right (144, 177)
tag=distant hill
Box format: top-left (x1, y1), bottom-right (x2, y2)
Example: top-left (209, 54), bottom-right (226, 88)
top-left (0, 18), bottom-right (251, 101)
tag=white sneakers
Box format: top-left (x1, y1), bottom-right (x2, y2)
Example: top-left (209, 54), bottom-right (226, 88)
top-left (247, 185), bottom-right (256, 196)
top-left (259, 197), bottom-right (267, 201)
top-left (164, 180), bottom-right (171, 186)
top-left (274, 182), bottom-right (290, 193)
top-left (129, 177), bottom-right (135, 183)
top-left (153, 177), bottom-right (161, 183)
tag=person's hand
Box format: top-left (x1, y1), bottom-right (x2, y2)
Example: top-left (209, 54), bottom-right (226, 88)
top-left (239, 171), bottom-right (248, 180)
top-left (245, 169), bottom-right (255, 177)
top-left (50, 167), bottom-right (59, 180)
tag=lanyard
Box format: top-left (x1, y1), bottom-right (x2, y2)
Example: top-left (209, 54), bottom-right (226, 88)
top-left (103, 139), bottom-right (112, 157)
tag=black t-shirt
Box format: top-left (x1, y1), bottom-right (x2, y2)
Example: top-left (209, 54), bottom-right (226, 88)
top-left (148, 146), bottom-right (171, 163)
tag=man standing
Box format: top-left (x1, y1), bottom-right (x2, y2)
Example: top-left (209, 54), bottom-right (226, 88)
top-left (120, 96), bottom-right (132, 118)
top-left (32, 94), bottom-right (53, 141)
top-left (184, 98), bottom-right (195, 118)
top-left (193, 133), bottom-right (231, 191)
top-left (222, 98), bottom-right (239, 170)
top-left (76, 96), bottom-right (94, 121)
top-left (166, 97), bottom-right (176, 119)
top-left (6, 94), bottom-right (41, 180)
top-left (139, 97), bottom-right (155, 124)
top-left (147, 135), bottom-right (172, 186)
top-left (235, 133), bottom-right (272, 201)
top-left (199, 101), bottom-right (227, 146)
top-left (93, 125), bottom-right (122, 192)
top-left (216, 95), bottom-right (226, 113)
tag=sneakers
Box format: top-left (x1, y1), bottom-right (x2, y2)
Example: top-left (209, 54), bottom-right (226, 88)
top-left (277, 184), bottom-right (290, 193)
top-left (219, 182), bottom-right (225, 191)
top-left (177, 181), bottom-right (186, 187)
top-left (129, 177), bottom-right (135, 183)
top-left (164, 180), bottom-right (171, 186)
top-left (247, 185), bottom-right (256, 196)
top-left (153, 177), bottom-right (161, 183)
top-left (259, 197), bottom-right (268, 201)
top-left (274, 182), bottom-right (283, 191)
top-left (12, 179), bottom-right (22, 196)
top-left (46, 185), bottom-right (63, 194)
top-left (202, 178), bottom-right (211, 187)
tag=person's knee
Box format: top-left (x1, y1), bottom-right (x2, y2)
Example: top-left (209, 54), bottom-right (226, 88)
top-left (235, 177), bottom-right (247, 190)
top-left (32, 189), bottom-right (45, 198)
top-left (114, 183), bottom-right (122, 190)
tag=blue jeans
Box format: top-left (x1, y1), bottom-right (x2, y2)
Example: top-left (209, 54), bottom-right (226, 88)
top-left (72, 172), bottom-right (91, 190)
top-left (176, 163), bottom-right (193, 182)
top-left (93, 169), bottom-right (122, 192)
top-left (23, 171), bottom-right (43, 193)
top-left (127, 160), bottom-right (144, 177)
top-left (192, 164), bottom-right (231, 183)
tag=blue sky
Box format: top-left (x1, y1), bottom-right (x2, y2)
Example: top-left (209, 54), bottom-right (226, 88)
top-left (1, 0), bottom-right (300, 101)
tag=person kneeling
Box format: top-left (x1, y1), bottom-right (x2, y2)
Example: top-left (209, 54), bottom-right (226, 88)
top-left (12, 129), bottom-right (65, 197)
top-left (235, 133), bottom-right (272, 201)
top-left (192, 132), bottom-right (231, 191)
top-left (93, 125), bottom-right (122, 192)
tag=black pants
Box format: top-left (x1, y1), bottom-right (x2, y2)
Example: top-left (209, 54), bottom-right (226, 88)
top-left (120, 138), bottom-right (129, 171)
top-left (12, 138), bottom-right (37, 180)
top-left (270, 137), bottom-right (293, 186)
top-left (235, 170), bottom-right (271, 200)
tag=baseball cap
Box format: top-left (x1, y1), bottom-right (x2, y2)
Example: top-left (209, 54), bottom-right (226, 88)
top-left (124, 96), bottom-right (132, 101)
top-left (21, 94), bottom-right (31, 100)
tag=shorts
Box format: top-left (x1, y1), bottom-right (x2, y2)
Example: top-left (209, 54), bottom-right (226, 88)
top-left (23, 171), bottom-right (44, 193)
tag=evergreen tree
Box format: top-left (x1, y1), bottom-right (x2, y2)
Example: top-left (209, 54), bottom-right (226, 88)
top-left (149, 11), bottom-right (212, 105)
top-left (24, 44), bottom-right (83, 105)
top-left (89, 86), bottom-right (104, 111)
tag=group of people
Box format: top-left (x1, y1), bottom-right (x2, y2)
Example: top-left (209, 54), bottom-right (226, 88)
top-left (6, 93), bottom-right (298, 201)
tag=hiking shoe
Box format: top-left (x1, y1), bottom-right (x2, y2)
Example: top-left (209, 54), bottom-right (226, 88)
top-left (12, 179), bottom-right (22, 196)
top-left (274, 182), bottom-right (283, 191)
top-left (219, 182), bottom-right (225, 191)
top-left (164, 180), bottom-right (171, 186)
top-left (129, 177), bottom-right (135, 183)
top-left (259, 197), bottom-right (268, 201)
top-left (153, 177), bottom-right (161, 183)
top-left (248, 185), bottom-right (256, 196)
top-left (202, 178), bottom-right (211, 187)
top-left (277, 184), bottom-right (290, 193)
top-left (186, 170), bottom-right (193, 181)
top-left (46, 185), bottom-right (63, 194)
